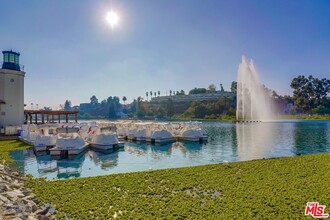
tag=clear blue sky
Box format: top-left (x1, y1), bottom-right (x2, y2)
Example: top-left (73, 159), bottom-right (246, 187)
top-left (1, 0), bottom-right (330, 108)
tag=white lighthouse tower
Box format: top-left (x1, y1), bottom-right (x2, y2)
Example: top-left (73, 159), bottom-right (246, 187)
top-left (0, 50), bottom-right (25, 128)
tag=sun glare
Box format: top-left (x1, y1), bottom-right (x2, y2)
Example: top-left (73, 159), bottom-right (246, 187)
top-left (106, 11), bottom-right (119, 28)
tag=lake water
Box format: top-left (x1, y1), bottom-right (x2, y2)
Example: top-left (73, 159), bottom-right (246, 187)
top-left (9, 120), bottom-right (330, 180)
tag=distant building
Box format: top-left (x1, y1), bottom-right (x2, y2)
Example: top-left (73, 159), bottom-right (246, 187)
top-left (150, 91), bottom-right (235, 114)
top-left (0, 50), bottom-right (25, 128)
top-left (79, 103), bottom-right (92, 112)
top-left (150, 91), bottom-right (234, 103)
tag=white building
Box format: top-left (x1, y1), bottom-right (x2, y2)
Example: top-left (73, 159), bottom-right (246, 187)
top-left (0, 50), bottom-right (25, 128)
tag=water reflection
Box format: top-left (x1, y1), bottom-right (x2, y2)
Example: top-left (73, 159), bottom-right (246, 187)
top-left (36, 153), bottom-right (58, 175)
top-left (236, 123), bottom-right (279, 161)
top-left (293, 121), bottom-right (330, 154)
top-left (88, 151), bottom-right (119, 170)
top-left (125, 142), bottom-right (148, 156)
top-left (9, 149), bottom-right (35, 173)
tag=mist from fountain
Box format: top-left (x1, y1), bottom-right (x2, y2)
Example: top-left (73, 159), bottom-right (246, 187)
top-left (236, 56), bottom-right (276, 121)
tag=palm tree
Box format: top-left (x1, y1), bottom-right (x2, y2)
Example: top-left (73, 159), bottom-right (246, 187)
top-left (158, 91), bottom-right (160, 96)
top-left (146, 92), bottom-right (148, 101)
top-left (154, 92), bottom-right (156, 97)
top-left (150, 91), bottom-right (152, 99)
top-left (170, 90), bottom-right (172, 96)
top-left (122, 96), bottom-right (127, 104)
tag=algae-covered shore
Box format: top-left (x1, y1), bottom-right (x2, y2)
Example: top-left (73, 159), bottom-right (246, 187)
top-left (28, 154), bottom-right (330, 219)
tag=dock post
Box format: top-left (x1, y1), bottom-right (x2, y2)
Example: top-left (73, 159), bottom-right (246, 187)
top-left (75, 113), bottom-right (78, 123)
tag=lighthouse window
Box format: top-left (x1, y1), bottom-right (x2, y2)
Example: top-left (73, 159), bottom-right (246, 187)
top-left (9, 54), bottom-right (15, 63)
top-left (4, 53), bottom-right (9, 62)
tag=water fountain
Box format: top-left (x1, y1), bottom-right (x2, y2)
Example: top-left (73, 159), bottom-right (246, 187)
top-left (236, 56), bottom-right (276, 121)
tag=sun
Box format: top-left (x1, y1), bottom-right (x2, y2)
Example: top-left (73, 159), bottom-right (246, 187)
top-left (106, 11), bottom-right (119, 28)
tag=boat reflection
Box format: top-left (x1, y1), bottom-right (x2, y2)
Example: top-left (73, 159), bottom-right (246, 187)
top-left (88, 151), bottom-right (119, 170)
top-left (151, 144), bottom-right (172, 154)
top-left (54, 154), bottom-right (86, 179)
top-left (35, 152), bottom-right (58, 175)
top-left (125, 142), bottom-right (149, 156)
top-left (124, 141), bottom-right (204, 158)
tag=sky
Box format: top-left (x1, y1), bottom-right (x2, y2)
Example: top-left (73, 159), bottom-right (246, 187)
top-left (1, 0), bottom-right (330, 109)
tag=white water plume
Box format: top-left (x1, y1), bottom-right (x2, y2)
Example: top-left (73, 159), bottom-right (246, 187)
top-left (236, 56), bottom-right (276, 121)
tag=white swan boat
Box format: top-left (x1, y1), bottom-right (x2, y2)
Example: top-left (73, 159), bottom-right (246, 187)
top-left (85, 125), bottom-right (124, 153)
top-left (34, 125), bottom-right (58, 152)
top-left (50, 128), bottom-right (88, 156)
top-left (146, 130), bottom-right (176, 144)
top-left (19, 124), bottom-right (39, 145)
top-left (180, 129), bottom-right (208, 142)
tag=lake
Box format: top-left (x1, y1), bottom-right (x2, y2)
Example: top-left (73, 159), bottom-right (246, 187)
top-left (9, 120), bottom-right (330, 180)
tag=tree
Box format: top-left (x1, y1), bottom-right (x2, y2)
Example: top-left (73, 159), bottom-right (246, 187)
top-left (313, 104), bottom-right (330, 115)
top-left (136, 96), bottom-right (145, 118)
top-left (290, 75), bottom-right (330, 113)
top-left (130, 99), bottom-right (137, 113)
top-left (150, 91), bottom-right (153, 99)
top-left (230, 81), bottom-right (237, 94)
top-left (169, 90), bottom-right (172, 96)
top-left (183, 101), bottom-right (209, 118)
top-left (43, 106), bottom-right (52, 110)
top-left (208, 84), bottom-right (217, 93)
top-left (90, 95), bottom-right (98, 106)
top-left (220, 84), bottom-right (224, 92)
top-left (83, 113), bottom-right (91, 119)
top-left (100, 99), bottom-right (107, 109)
top-left (156, 107), bottom-right (166, 118)
top-left (107, 96), bottom-right (113, 104)
top-left (189, 88), bottom-right (207, 94)
top-left (194, 103), bottom-right (209, 118)
top-left (158, 91), bottom-right (160, 96)
top-left (154, 92), bottom-right (156, 97)
top-left (113, 96), bottom-right (121, 109)
top-left (64, 100), bottom-right (72, 110)
top-left (177, 90), bottom-right (185, 95)
top-left (146, 92), bottom-right (149, 101)
top-left (108, 102), bottom-right (117, 119)
top-left (122, 96), bottom-right (127, 104)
